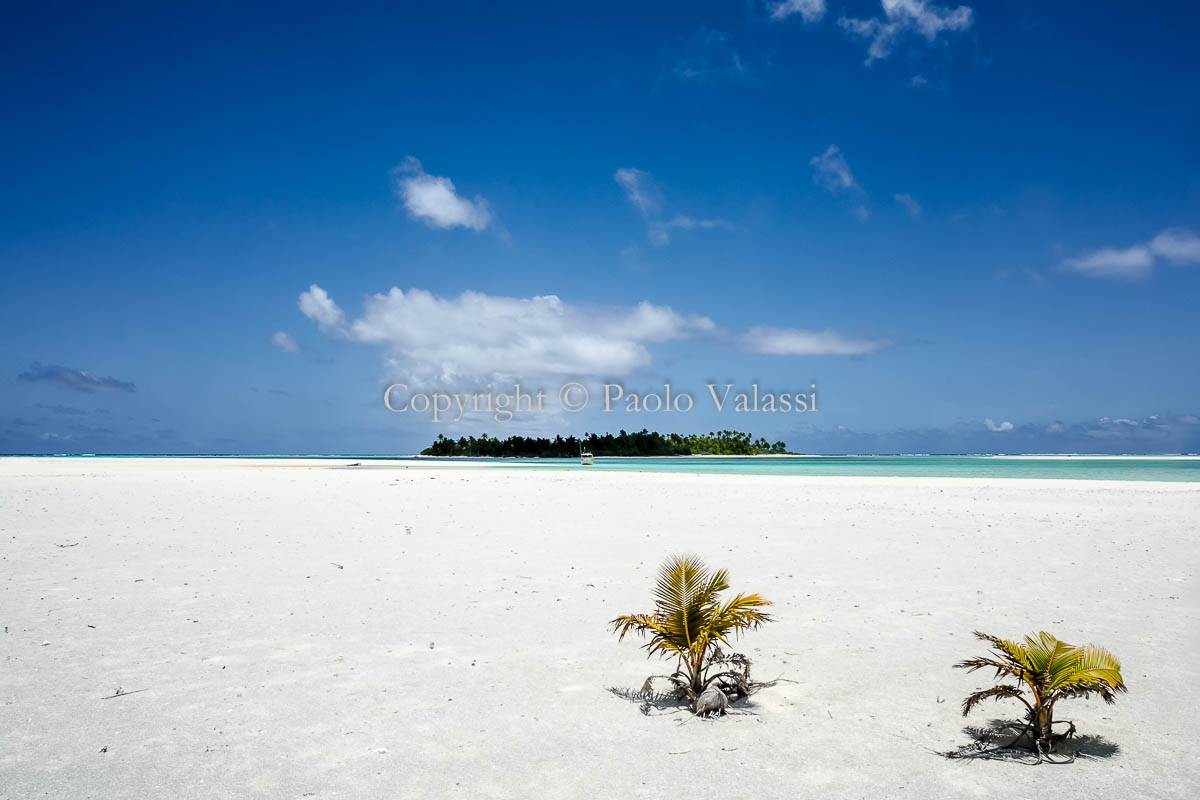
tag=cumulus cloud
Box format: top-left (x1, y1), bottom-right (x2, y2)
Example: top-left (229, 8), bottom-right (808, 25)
top-left (299, 285), bottom-right (886, 385)
top-left (614, 168), bottom-right (729, 246)
top-left (270, 331), bottom-right (300, 353)
top-left (393, 157), bottom-right (493, 232)
top-left (1149, 227), bottom-right (1200, 265)
top-left (1063, 227), bottom-right (1200, 280)
top-left (984, 418), bottom-right (1013, 432)
top-left (17, 364), bottom-right (135, 394)
top-left (894, 192), bottom-right (922, 220)
top-left (770, 0), bottom-right (827, 23)
top-left (298, 284), bottom-right (346, 332)
top-left (300, 285), bottom-right (715, 385)
top-left (840, 1), bottom-right (974, 64)
top-left (738, 326), bottom-right (889, 356)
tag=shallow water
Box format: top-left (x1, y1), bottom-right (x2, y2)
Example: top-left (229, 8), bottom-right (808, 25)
top-left (13, 453), bottom-right (1200, 481)
top-left (481, 454), bottom-right (1200, 481)
top-left (397, 454), bottom-right (1200, 481)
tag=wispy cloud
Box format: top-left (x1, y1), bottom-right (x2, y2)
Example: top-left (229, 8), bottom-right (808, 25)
top-left (647, 215), bottom-right (733, 247)
top-left (17, 364), bottom-right (135, 394)
top-left (894, 192), bottom-right (922, 219)
top-left (392, 156), bottom-right (493, 232)
top-left (35, 403), bottom-right (88, 415)
top-left (811, 145), bottom-right (869, 219)
top-left (270, 330), bottom-right (300, 353)
top-left (614, 168), bottom-right (662, 217)
top-left (811, 145), bottom-right (858, 192)
top-left (738, 326), bottom-right (889, 356)
top-left (614, 168), bottom-right (729, 246)
top-left (769, 0), bottom-right (827, 23)
top-left (1063, 227), bottom-right (1200, 280)
top-left (788, 412), bottom-right (1200, 454)
top-left (667, 28), bottom-right (749, 84)
top-left (1063, 245), bottom-right (1153, 280)
top-left (1149, 227), bottom-right (1200, 265)
top-left (840, 1), bottom-right (974, 65)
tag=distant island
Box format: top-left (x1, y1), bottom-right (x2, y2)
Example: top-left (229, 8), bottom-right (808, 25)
top-left (420, 429), bottom-right (793, 457)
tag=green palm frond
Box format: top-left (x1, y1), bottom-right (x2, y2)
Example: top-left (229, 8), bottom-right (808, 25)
top-left (961, 684), bottom-right (1032, 716)
top-left (1065, 644), bottom-right (1124, 687)
top-left (611, 554), bottom-right (773, 697)
top-left (610, 612), bottom-right (658, 642)
top-left (709, 593), bottom-right (773, 639)
top-left (642, 554), bottom-right (727, 653)
top-left (954, 655), bottom-right (1019, 680)
top-left (956, 630), bottom-right (1127, 745)
top-left (1053, 643), bottom-right (1126, 703)
top-left (970, 631), bottom-right (1033, 672)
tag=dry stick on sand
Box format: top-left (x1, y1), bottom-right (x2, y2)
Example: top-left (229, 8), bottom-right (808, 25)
top-left (101, 688), bottom-right (149, 700)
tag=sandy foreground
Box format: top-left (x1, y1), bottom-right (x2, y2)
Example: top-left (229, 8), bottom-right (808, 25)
top-left (1, 458), bottom-right (1197, 799)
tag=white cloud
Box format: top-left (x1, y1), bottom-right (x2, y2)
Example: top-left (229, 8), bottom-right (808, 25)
top-left (1065, 227), bottom-right (1200, 280)
top-left (770, 0), bottom-right (827, 23)
top-left (811, 145), bottom-right (858, 192)
top-left (393, 156), bottom-right (493, 232)
top-left (812, 145), bottom-right (869, 219)
top-left (738, 326), bottom-right (888, 356)
top-left (613, 168), bottom-right (662, 217)
top-left (1062, 245), bottom-right (1154, 280)
top-left (298, 284), bottom-right (346, 332)
top-left (648, 215), bottom-right (733, 247)
top-left (984, 418), bottom-right (1013, 432)
top-left (894, 192), bottom-right (922, 219)
top-left (301, 285), bottom-right (715, 385)
top-left (1149, 227), bottom-right (1200, 265)
top-left (300, 285), bottom-right (886, 386)
top-left (615, 168), bottom-right (729, 246)
top-left (270, 331), bottom-right (300, 353)
top-left (840, 1), bottom-right (974, 64)
top-left (668, 28), bottom-right (749, 84)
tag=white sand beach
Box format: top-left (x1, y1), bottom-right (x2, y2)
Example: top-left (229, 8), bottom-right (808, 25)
top-left (1, 458), bottom-right (1197, 798)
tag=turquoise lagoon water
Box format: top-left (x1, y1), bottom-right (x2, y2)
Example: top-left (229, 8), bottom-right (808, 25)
top-left (436, 455), bottom-right (1200, 481)
top-left (11, 454), bottom-right (1200, 481)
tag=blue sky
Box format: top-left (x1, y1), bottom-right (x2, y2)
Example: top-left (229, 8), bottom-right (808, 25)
top-left (2, 1), bottom-right (1198, 454)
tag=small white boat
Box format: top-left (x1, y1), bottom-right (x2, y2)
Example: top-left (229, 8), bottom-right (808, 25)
top-left (580, 451), bottom-right (594, 465)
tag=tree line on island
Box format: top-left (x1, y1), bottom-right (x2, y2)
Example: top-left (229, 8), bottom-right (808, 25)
top-left (420, 429), bottom-right (792, 457)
